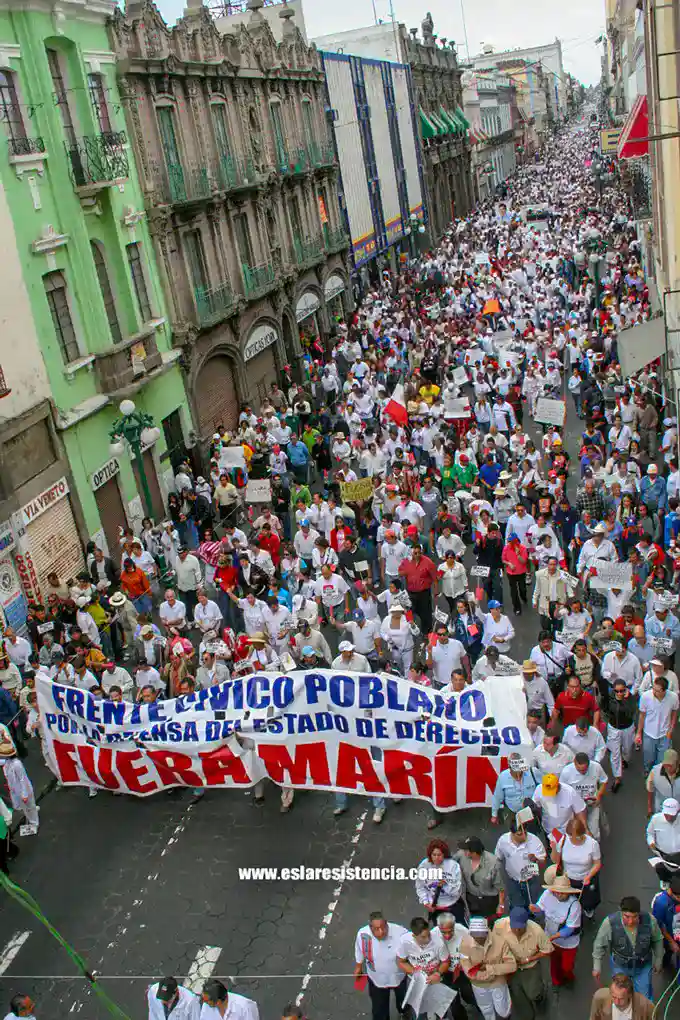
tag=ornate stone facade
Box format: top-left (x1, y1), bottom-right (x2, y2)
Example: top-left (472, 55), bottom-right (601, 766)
top-left (400, 18), bottom-right (473, 240)
top-left (110, 0), bottom-right (350, 438)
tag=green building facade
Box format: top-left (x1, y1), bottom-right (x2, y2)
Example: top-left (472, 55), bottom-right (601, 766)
top-left (0, 0), bottom-right (192, 582)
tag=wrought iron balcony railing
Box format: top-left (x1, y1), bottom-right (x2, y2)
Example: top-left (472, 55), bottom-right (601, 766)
top-left (293, 233), bottom-right (324, 267)
top-left (324, 225), bottom-right (350, 252)
top-left (194, 283), bottom-right (237, 327)
top-left (309, 140), bottom-right (336, 168)
top-left (8, 137), bottom-right (46, 157)
top-left (215, 154), bottom-right (259, 191)
top-left (66, 132), bottom-right (128, 191)
top-left (242, 261), bottom-right (277, 300)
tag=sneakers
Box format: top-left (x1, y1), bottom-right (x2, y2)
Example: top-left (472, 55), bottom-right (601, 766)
top-left (514, 608), bottom-right (522, 615)
top-left (88, 788), bottom-right (98, 799)
top-left (612, 778), bottom-right (621, 793)
top-left (427, 817), bottom-right (440, 830)
top-left (372, 808), bottom-right (386, 824)
top-left (333, 806), bottom-right (347, 817)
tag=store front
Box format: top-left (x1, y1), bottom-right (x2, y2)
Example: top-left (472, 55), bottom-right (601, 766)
top-left (16, 476), bottom-right (84, 601)
top-left (244, 322), bottom-right (279, 405)
top-left (195, 354), bottom-right (240, 437)
top-left (296, 290), bottom-right (323, 356)
top-left (324, 273), bottom-right (346, 325)
top-left (90, 457), bottom-right (128, 555)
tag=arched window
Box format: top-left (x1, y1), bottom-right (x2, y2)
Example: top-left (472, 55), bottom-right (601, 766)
top-left (91, 241), bottom-right (122, 343)
top-left (0, 69), bottom-right (26, 147)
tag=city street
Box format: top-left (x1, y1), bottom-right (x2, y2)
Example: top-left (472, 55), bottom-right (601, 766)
top-left (0, 400), bottom-right (674, 1020)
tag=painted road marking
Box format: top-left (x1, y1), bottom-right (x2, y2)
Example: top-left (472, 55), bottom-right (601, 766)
top-left (0, 931), bottom-right (31, 976)
top-left (185, 946), bottom-right (223, 993)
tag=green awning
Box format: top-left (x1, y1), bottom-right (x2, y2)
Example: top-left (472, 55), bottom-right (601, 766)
top-left (448, 108), bottom-right (466, 133)
top-left (440, 107), bottom-right (460, 134)
top-left (419, 107), bottom-right (437, 140)
top-left (455, 105), bottom-right (471, 130)
top-left (431, 110), bottom-right (449, 134)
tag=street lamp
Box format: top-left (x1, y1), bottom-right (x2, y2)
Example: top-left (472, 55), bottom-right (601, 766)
top-left (109, 399), bottom-right (161, 519)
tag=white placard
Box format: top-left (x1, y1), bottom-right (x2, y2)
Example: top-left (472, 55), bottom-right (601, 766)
top-left (475, 252), bottom-right (491, 266)
top-left (446, 398), bottom-right (472, 419)
top-left (534, 397), bottom-right (567, 427)
top-left (470, 565), bottom-right (490, 578)
top-left (453, 366), bottom-right (468, 386)
top-left (589, 560), bottom-right (633, 591)
top-left (465, 347), bottom-right (485, 366)
top-left (218, 447), bottom-right (247, 470)
top-left (245, 478), bottom-right (272, 503)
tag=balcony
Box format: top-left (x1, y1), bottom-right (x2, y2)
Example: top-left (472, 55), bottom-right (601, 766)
top-left (93, 324), bottom-right (163, 397)
top-left (8, 137), bottom-right (45, 157)
top-left (324, 225), bottom-right (350, 253)
top-left (309, 140), bottom-right (336, 169)
top-left (194, 283), bottom-right (237, 328)
top-left (66, 132), bottom-right (129, 196)
top-left (148, 160), bottom-right (211, 206)
top-left (215, 154), bottom-right (259, 192)
top-left (293, 233), bottom-right (324, 268)
top-left (242, 261), bottom-right (277, 300)
top-left (275, 145), bottom-right (308, 176)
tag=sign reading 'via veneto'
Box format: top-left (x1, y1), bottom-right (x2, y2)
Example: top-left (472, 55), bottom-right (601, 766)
top-left (243, 323), bottom-right (279, 363)
top-left (21, 477), bottom-right (70, 527)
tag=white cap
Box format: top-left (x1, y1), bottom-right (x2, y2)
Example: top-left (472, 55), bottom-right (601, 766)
top-left (662, 798), bottom-right (680, 815)
top-left (338, 641), bottom-right (354, 652)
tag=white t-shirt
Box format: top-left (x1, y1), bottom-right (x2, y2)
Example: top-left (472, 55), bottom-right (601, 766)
top-left (432, 923), bottom-right (469, 967)
top-left (430, 639), bottom-right (467, 686)
top-left (159, 600), bottom-right (187, 626)
top-left (354, 923), bottom-right (409, 987)
top-left (532, 781), bottom-right (586, 836)
top-left (560, 761), bottom-right (607, 803)
top-left (639, 689), bottom-right (679, 738)
top-left (494, 831), bottom-right (546, 881)
top-left (397, 932), bottom-right (448, 974)
top-left (238, 598), bottom-right (267, 636)
top-left (381, 540), bottom-right (410, 577)
top-left (556, 833), bottom-right (601, 881)
top-left (313, 573), bottom-right (350, 607)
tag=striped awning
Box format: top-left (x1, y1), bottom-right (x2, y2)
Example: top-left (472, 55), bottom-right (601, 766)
top-left (617, 94), bottom-right (648, 159)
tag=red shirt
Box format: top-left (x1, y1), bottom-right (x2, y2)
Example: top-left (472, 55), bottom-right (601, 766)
top-left (258, 531), bottom-right (281, 566)
top-left (554, 689), bottom-right (598, 727)
top-left (399, 554), bottom-right (438, 592)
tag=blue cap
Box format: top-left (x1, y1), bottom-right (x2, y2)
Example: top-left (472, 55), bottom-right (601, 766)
top-left (302, 646), bottom-right (316, 657)
top-left (509, 906), bottom-right (530, 928)
top-left (488, 600), bottom-right (501, 609)
top-left (301, 519), bottom-right (310, 527)
top-left (353, 609), bottom-right (365, 621)
top-left (507, 532), bottom-right (519, 541)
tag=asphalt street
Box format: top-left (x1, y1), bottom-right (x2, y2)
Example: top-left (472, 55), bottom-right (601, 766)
top-left (0, 397), bottom-right (677, 1020)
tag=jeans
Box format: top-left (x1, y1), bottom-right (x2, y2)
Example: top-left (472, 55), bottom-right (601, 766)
top-left (335, 793), bottom-right (385, 810)
top-left (505, 875), bottom-right (542, 910)
top-left (133, 594), bottom-right (153, 616)
top-left (610, 959), bottom-right (653, 1000)
top-left (642, 733), bottom-right (670, 776)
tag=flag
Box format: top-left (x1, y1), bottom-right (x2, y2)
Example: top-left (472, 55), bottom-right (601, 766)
top-left (384, 383), bottom-right (408, 425)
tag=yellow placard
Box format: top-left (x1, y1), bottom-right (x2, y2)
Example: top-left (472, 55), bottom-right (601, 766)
top-left (600, 128), bottom-right (621, 154)
top-left (340, 477), bottom-right (374, 503)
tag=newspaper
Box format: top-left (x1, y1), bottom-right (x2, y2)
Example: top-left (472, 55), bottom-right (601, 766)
top-left (402, 971), bottom-right (456, 1019)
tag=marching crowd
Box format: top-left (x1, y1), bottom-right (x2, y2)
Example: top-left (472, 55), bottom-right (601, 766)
top-left (2, 108), bottom-right (680, 1020)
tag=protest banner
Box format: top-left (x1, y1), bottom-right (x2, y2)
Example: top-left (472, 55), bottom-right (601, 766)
top-left (452, 366), bottom-right (468, 386)
top-left (589, 561), bottom-right (633, 591)
top-left (475, 253), bottom-right (491, 266)
top-left (37, 673), bottom-right (530, 811)
top-left (534, 397), bottom-right (567, 427)
top-left (340, 477), bottom-right (373, 503)
top-left (465, 347), bottom-right (485, 366)
top-left (245, 478), bottom-right (272, 503)
top-left (218, 446), bottom-right (246, 470)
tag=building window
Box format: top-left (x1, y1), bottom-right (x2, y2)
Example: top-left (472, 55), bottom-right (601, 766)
top-left (211, 103), bottom-right (231, 158)
top-left (88, 73), bottom-right (112, 135)
top-left (46, 48), bottom-right (77, 147)
top-left (302, 99), bottom-right (315, 147)
top-left (157, 105), bottom-right (181, 165)
top-left (183, 229), bottom-right (209, 290)
top-left (44, 270), bottom-right (79, 365)
top-left (233, 212), bottom-right (253, 266)
top-left (269, 102), bottom-right (285, 164)
top-left (126, 242), bottom-right (153, 323)
top-left (91, 241), bottom-right (122, 343)
top-left (0, 70), bottom-right (26, 145)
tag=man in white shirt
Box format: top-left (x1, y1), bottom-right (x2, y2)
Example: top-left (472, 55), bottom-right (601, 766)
top-left (531, 773), bottom-right (587, 843)
top-left (427, 627), bottom-right (469, 687)
top-left (561, 751), bottom-right (608, 839)
top-left (148, 976), bottom-right (200, 1020)
top-left (135, 663), bottom-right (165, 694)
top-left (332, 641), bottom-right (370, 673)
top-left (354, 912), bottom-right (409, 1017)
top-left (647, 798), bottom-right (680, 879)
top-left (562, 720), bottom-right (606, 761)
top-left (529, 635), bottom-right (569, 688)
top-left (636, 676), bottom-right (679, 776)
top-left (159, 590), bottom-right (188, 633)
top-left (495, 823), bottom-right (547, 908)
top-left (313, 564), bottom-right (350, 622)
top-left (200, 979), bottom-right (259, 1020)
top-left (175, 548), bottom-right (203, 620)
top-left (193, 591), bottom-right (223, 636)
top-left (521, 660), bottom-right (555, 719)
top-left (101, 662), bottom-right (134, 698)
top-left (336, 611), bottom-right (381, 666)
top-left (380, 532), bottom-right (410, 582)
top-left (601, 643), bottom-right (643, 692)
top-left (3, 628), bottom-right (32, 670)
top-left (293, 521), bottom-right (320, 560)
top-left (505, 506), bottom-right (536, 547)
top-left (531, 732), bottom-right (575, 778)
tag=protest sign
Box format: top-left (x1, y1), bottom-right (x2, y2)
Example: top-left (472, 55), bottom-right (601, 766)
top-left (427, 302), bottom-right (441, 320)
top-left (475, 253), bottom-right (491, 266)
top-left (37, 673), bottom-right (530, 811)
top-left (465, 347), bottom-right (485, 366)
top-left (340, 477), bottom-right (373, 503)
top-left (218, 447), bottom-right (246, 470)
top-left (589, 561), bottom-right (633, 591)
top-left (469, 565), bottom-right (490, 578)
top-left (245, 478), bottom-right (271, 503)
top-left (534, 397), bottom-right (567, 427)
top-left (452, 366), bottom-right (468, 386)
top-left (445, 399), bottom-right (472, 420)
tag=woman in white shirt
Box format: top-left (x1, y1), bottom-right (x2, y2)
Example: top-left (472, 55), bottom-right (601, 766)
top-left (380, 606), bottom-right (417, 674)
top-left (533, 871), bottom-right (582, 987)
top-left (552, 817), bottom-right (601, 918)
top-left (414, 837), bottom-right (466, 925)
top-left (438, 552), bottom-right (468, 614)
top-left (481, 602), bottom-right (515, 654)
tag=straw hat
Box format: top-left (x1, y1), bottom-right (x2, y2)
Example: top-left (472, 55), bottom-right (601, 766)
top-left (109, 592), bottom-right (127, 608)
top-left (543, 873), bottom-right (580, 895)
top-left (0, 732), bottom-right (16, 758)
top-left (248, 632), bottom-right (267, 645)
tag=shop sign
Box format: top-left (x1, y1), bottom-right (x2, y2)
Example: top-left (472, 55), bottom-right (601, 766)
top-left (324, 274), bottom-right (345, 301)
top-left (0, 520), bottom-right (16, 556)
top-left (295, 291), bottom-right (321, 323)
top-left (243, 323), bottom-right (279, 363)
top-left (600, 128), bottom-right (621, 154)
top-left (0, 557), bottom-right (27, 632)
top-left (20, 477), bottom-right (69, 528)
top-left (90, 458), bottom-right (120, 491)
top-left (15, 547), bottom-right (41, 603)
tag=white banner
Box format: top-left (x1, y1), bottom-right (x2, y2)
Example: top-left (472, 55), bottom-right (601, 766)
top-left (534, 397), bottom-right (567, 427)
top-left (589, 561), bottom-right (632, 591)
top-left (37, 674), bottom-right (529, 811)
